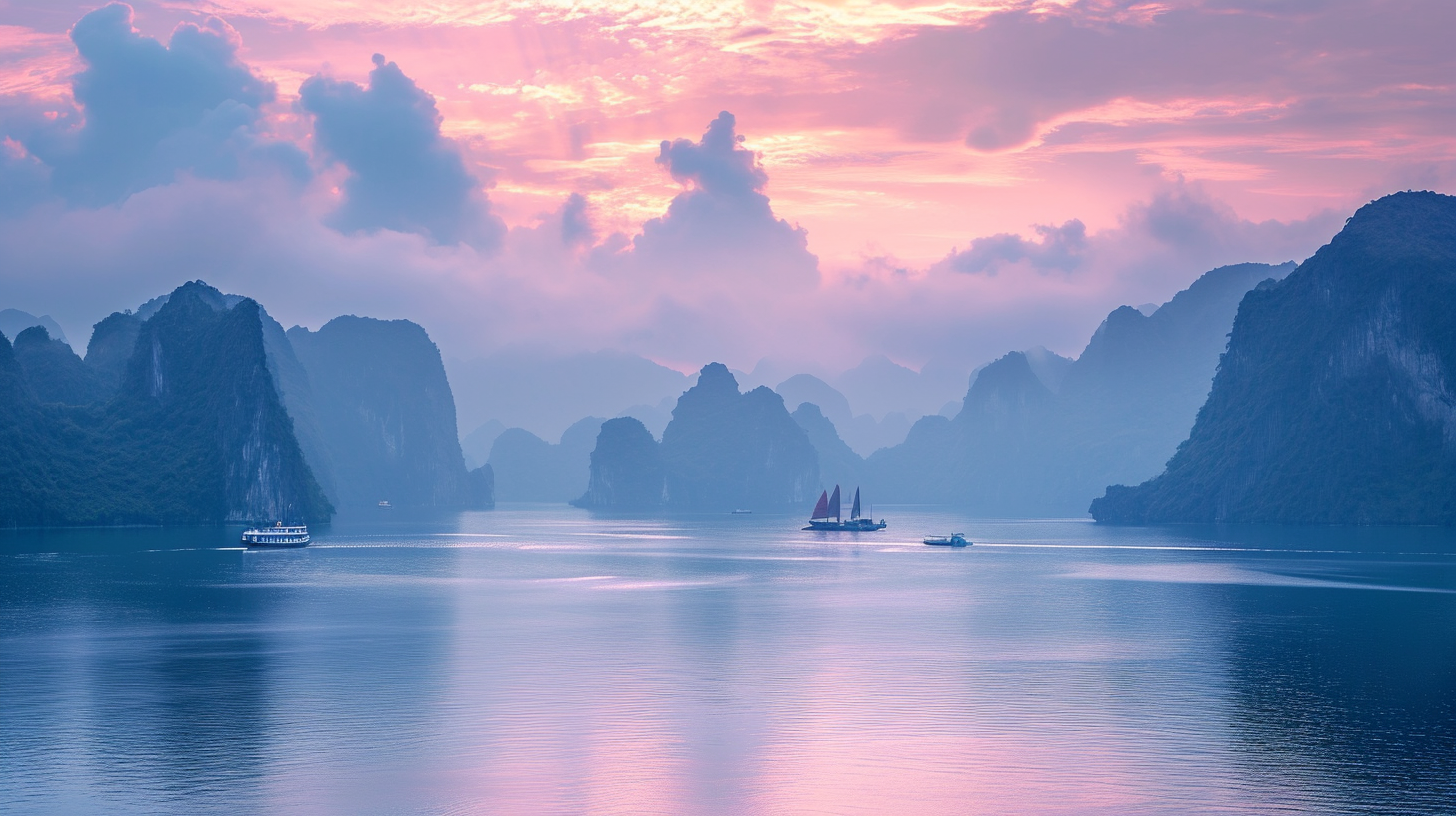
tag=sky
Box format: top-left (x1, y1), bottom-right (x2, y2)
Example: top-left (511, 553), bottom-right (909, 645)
top-left (2, 0), bottom-right (1454, 373)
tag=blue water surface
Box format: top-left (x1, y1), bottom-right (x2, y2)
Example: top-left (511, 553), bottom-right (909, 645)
top-left (2, 506), bottom-right (1454, 815)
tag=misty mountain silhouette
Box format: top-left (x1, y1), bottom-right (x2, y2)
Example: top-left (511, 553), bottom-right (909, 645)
top-left (870, 260), bottom-right (1293, 515)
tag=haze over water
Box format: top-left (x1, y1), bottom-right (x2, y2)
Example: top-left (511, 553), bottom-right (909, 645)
top-left (3, 508), bottom-right (1453, 815)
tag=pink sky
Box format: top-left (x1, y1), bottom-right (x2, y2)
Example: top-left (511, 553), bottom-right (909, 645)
top-left (2, 0), bottom-right (1454, 372)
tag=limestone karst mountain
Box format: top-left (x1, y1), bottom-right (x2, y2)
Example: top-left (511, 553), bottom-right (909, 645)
top-left (0, 282), bottom-right (332, 525)
top-left (870, 261), bottom-right (1293, 515)
top-left (659, 363), bottom-right (818, 511)
top-left (573, 417), bottom-right (665, 511)
top-left (1093, 192), bottom-right (1456, 524)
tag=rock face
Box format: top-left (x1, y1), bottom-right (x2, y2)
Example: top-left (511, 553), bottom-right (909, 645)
top-left (1092, 192), bottom-right (1456, 524)
top-left (84, 311), bottom-right (142, 397)
top-left (0, 281), bottom-right (333, 526)
top-left (118, 284), bottom-right (333, 523)
top-left (660, 363), bottom-right (818, 511)
top-left (574, 417), bottom-right (665, 510)
top-left (287, 316), bottom-right (482, 510)
top-left (869, 262), bottom-right (1291, 515)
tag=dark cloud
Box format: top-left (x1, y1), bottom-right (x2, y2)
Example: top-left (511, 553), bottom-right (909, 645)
top-left (628, 111), bottom-right (817, 283)
top-left (26, 3), bottom-right (301, 206)
top-left (949, 220), bottom-right (1088, 274)
top-left (298, 54), bottom-right (504, 249)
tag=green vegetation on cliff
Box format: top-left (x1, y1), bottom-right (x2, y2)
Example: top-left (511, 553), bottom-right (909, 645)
top-left (0, 282), bottom-right (332, 526)
top-left (1092, 192), bottom-right (1456, 524)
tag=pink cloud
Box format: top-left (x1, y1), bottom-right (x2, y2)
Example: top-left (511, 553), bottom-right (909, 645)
top-left (0, 0), bottom-right (1448, 377)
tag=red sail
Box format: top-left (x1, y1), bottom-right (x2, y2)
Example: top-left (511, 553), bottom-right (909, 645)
top-left (828, 485), bottom-right (841, 521)
top-left (811, 490), bottom-right (830, 520)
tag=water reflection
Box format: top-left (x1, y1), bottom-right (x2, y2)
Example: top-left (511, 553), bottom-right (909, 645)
top-left (1221, 586), bottom-right (1456, 814)
top-left (1, 511), bottom-right (1453, 815)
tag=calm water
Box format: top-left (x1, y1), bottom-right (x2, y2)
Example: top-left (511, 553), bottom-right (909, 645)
top-left (2, 507), bottom-right (1454, 815)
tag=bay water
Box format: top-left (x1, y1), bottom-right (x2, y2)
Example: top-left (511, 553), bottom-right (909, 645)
top-left (2, 506), bottom-right (1453, 815)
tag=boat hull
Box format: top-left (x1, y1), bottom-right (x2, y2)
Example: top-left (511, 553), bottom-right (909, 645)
top-left (243, 538), bottom-right (310, 548)
top-left (803, 519), bottom-right (888, 531)
top-left (241, 524), bottom-right (311, 548)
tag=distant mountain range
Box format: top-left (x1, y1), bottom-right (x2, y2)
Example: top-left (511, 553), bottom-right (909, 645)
top-left (447, 350), bottom-right (690, 445)
top-left (511, 261), bottom-right (1292, 518)
top-left (1093, 192), bottom-right (1456, 524)
top-left (0, 281), bottom-right (490, 526)
top-left (579, 363), bottom-right (818, 512)
top-left (0, 310), bottom-right (69, 348)
top-left (489, 417), bottom-right (602, 503)
top-left (865, 261), bottom-right (1293, 515)
top-left (12, 193), bottom-right (1453, 527)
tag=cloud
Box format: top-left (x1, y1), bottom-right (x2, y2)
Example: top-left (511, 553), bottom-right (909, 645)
top-left (560, 192), bottom-right (593, 246)
top-left (0, 3), bottom-right (1414, 379)
top-left (949, 220), bottom-right (1088, 275)
top-left (626, 111), bottom-right (817, 284)
top-left (28, 3), bottom-right (299, 206)
top-left (298, 54), bottom-right (504, 249)
top-left (1122, 181), bottom-right (1337, 262)
top-left (0, 139), bottom-right (53, 216)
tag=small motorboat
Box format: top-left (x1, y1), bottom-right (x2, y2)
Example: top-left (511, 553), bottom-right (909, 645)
top-left (377, 500), bottom-right (393, 509)
top-left (731, 509), bottom-right (752, 514)
top-left (923, 533), bottom-right (970, 547)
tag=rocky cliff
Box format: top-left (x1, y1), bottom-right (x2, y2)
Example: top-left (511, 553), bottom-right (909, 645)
top-left (1092, 192), bottom-right (1456, 524)
top-left (0, 281), bottom-right (332, 526)
top-left (113, 283), bottom-right (333, 523)
top-left (287, 316), bottom-right (480, 510)
top-left (660, 363), bottom-right (818, 511)
top-left (84, 311), bottom-right (142, 397)
top-left (573, 417), bottom-right (665, 510)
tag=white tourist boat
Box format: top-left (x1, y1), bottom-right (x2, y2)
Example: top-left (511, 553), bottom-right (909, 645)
top-left (241, 522), bottom-right (310, 548)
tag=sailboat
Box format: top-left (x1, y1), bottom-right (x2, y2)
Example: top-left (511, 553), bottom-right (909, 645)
top-left (803, 485), bottom-right (888, 531)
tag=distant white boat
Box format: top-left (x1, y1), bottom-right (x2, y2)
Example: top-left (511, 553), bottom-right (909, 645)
top-left (923, 533), bottom-right (970, 547)
top-left (242, 522), bottom-right (310, 548)
top-left (378, 500), bottom-right (392, 509)
top-left (731, 509), bottom-right (752, 514)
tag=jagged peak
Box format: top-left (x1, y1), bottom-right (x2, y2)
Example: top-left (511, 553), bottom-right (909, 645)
top-left (695, 362), bottom-right (740, 394)
top-left (968, 352), bottom-right (1050, 394)
top-left (136, 281), bottom-right (248, 321)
